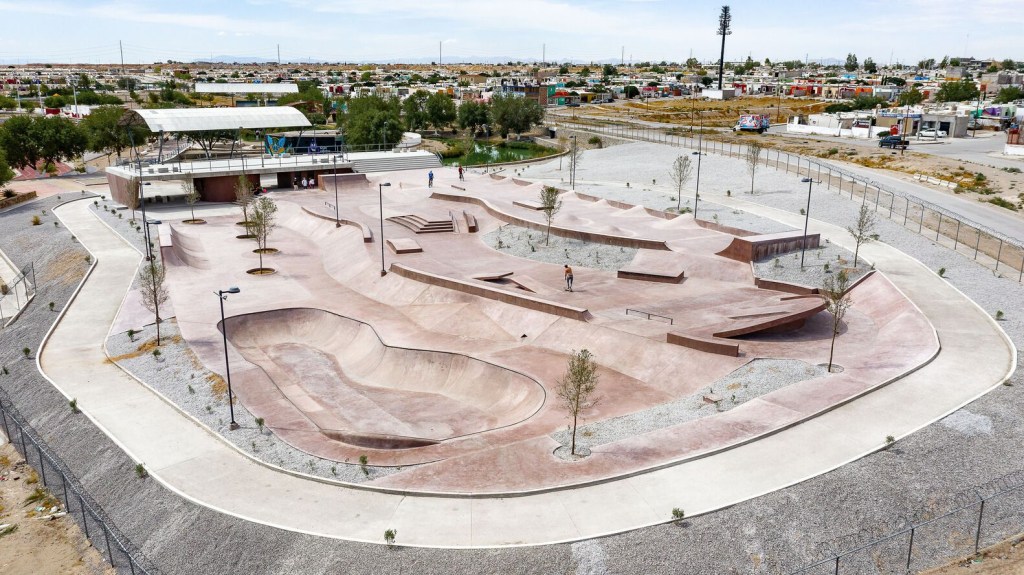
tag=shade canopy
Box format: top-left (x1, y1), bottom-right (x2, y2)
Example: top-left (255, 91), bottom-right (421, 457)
top-left (194, 83), bottom-right (300, 94)
top-left (128, 106), bottom-right (311, 133)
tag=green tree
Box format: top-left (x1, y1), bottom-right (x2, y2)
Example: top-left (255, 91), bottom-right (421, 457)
top-left (488, 94), bottom-right (544, 138)
top-left (557, 349), bottom-right (600, 456)
top-left (699, 76), bottom-right (714, 87)
top-left (250, 196), bottom-right (278, 271)
top-left (821, 270), bottom-right (852, 373)
top-left (0, 116), bottom-right (40, 168)
top-left (44, 94), bottom-right (67, 108)
top-left (342, 94), bottom-right (403, 147)
top-left (934, 78), bottom-right (980, 103)
top-left (558, 65), bottom-right (569, 75)
top-left (898, 87), bottom-right (925, 106)
top-left (1001, 59), bottom-right (1017, 71)
top-left (402, 90), bottom-right (430, 131)
top-left (686, 57), bottom-right (700, 69)
top-left (601, 64), bottom-right (617, 77)
top-left (844, 53), bottom-right (858, 72)
top-left (0, 151), bottom-right (14, 190)
top-left (847, 202), bottom-right (877, 267)
top-left (31, 116), bottom-right (87, 170)
top-left (994, 86), bottom-right (1023, 104)
top-left (579, 66), bottom-right (591, 77)
top-left (863, 58), bottom-right (877, 74)
top-left (139, 261), bottom-right (168, 346)
top-left (80, 105), bottom-right (151, 162)
top-left (425, 91), bottom-right (456, 133)
top-left (623, 85), bottom-right (640, 98)
top-left (457, 100), bottom-right (490, 134)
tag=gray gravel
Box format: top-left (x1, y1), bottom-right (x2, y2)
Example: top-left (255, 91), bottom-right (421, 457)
top-left (483, 223), bottom-right (637, 271)
top-left (753, 241), bottom-right (870, 289)
top-left (552, 359), bottom-right (828, 453)
top-left (105, 321), bottom-right (408, 483)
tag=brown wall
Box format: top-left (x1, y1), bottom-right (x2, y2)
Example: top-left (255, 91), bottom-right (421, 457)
top-left (197, 174), bottom-right (261, 203)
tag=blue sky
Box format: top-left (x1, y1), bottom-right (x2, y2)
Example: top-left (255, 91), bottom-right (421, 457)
top-left (0, 0), bottom-right (1020, 65)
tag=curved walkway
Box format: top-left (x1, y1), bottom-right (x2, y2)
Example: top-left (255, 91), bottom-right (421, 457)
top-left (38, 197), bottom-right (1014, 548)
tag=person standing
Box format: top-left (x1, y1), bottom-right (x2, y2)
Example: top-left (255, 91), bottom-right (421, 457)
top-left (458, 165), bottom-right (464, 181)
top-left (428, 170), bottom-right (434, 188)
top-left (301, 177), bottom-right (308, 189)
top-left (564, 264), bottom-right (574, 292)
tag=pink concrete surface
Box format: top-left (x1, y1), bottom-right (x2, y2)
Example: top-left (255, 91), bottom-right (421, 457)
top-left (159, 168), bottom-right (939, 493)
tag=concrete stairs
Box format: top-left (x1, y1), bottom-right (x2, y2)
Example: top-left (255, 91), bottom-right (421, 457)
top-left (388, 214), bottom-right (455, 234)
top-left (351, 152), bottom-right (441, 173)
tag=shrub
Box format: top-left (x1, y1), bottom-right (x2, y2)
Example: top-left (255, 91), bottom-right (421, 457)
top-left (69, 398), bottom-right (79, 413)
top-left (22, 347), bottom-right (30, 358)
top-left (152, 349), bottom-right (161, 359)
top-left (995, 310), bottom-right (1004, 320)
top-left (134, 463), bottom-right (147, 478)
top-left (672, 508), bottom-right (685, 522)
top-left (827, 147), bottom-right (839, 156)
top-left (588, 136), bottom-right (603, 148)
top-left (127, 329), bottom-right (136, 341)
top-left (938, 267), bottom-right (946, 277)
top-left (31, 215), bottom-right (41, 226)
top-left (255, 417), bottom-right (265, 431)
top-left (384, 529), bottom-right (397, 547)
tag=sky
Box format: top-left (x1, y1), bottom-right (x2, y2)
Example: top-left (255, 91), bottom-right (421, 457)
top-left (0, 0), bottom-right (1020, 66)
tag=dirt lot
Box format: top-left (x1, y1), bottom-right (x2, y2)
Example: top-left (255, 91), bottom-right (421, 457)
top-left (923, 533), bottom-right (1024, 574)
top-left (0, 442), bottom-right (112, 575)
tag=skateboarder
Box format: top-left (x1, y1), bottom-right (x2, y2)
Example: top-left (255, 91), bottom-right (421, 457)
top-left (564, 264), bottom-right (574, 292)
top-left (428, 170), bottom-right (434, 188)
top-left (458, 165), bottom-right (464, 181)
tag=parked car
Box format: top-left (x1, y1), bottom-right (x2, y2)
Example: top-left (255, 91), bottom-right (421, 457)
top-left (919, 128), bottom-right (947, 138)
top-left (879, 135), bottom-right (909, 149)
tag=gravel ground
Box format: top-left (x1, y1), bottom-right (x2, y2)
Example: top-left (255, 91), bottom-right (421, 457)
top-left (0, 140), bottom-right (1022, 574)
top-left (753, 241), bottom-right (870, 289)
top-left (551, 359), bottom-right (828, 452)
top-left (105, 321), bottom-right (407, 483)
top-left (88, 196), bottom-right (152, 256)
top-left (483, 223), bottom-right (637, 271)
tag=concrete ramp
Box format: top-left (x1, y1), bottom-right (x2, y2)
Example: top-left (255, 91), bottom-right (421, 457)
top-left (167, 224), bottom-right (212, 269)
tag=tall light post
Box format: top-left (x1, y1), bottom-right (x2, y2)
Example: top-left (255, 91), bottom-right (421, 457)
top-left (693, 115), bottom-right (704, 218)
top-left (216, 287), bottom-right (241, 430)
top-left (570, 135), bottom-right (577, 190)
top-left (332, 155), bottom-right (340, 227)
top-left (716, 6), bottom-right (732, 90)
top-left (378, 182), bottom-right (392, 276)
top-left (800, 177), bottom-right (813, 268)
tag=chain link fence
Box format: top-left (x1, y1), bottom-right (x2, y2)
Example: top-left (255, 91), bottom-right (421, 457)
top-left (0, 389), bottom-right (158, 574)
top-left (553, 120), bottom-right (1024, 283)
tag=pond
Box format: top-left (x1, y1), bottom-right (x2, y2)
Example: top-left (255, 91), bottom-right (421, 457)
top-left (440, 141), bottom-right (557, 166)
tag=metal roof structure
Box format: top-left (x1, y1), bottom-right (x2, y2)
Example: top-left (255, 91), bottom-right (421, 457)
top-left (194, 83), bottom-right (300, 94)
top-left (129, 106), bottom-right (311, 133)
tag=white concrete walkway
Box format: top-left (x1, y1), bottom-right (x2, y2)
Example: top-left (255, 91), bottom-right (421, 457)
top-left (38, 197), bottom-right (1014, 548)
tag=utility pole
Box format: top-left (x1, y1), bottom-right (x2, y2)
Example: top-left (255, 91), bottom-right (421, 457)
top-left (542, 43), bottom-right (545, 64)
top-left (119, 40), bottom-right (125, 75)
top-left (277, 44), bottom-right (281, 65)
top-left (621, 46), bottom-right (624, 66)
top-left (716, 6), bottom-right (732, 90)
top-left (439, 41), bottom-right (442, 66)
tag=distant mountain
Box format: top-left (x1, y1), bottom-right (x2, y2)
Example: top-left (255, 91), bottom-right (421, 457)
top-left (189, 55), bottom-right (627, 66)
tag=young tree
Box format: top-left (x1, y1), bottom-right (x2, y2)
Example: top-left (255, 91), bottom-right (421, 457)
top-left (139, 261), bottom-right (168, 346)
top-left (821, 269), bottom-right (853, 373)
top-left (557, 349), bottom-right (600, 456)
top-left (182, 173), bottom-right (202, 223)
top-left (557, 134), bottom-right (569, 171)
top-left (539, 186), bottom-right (562, 246)
top-left (402, 90), bottom-right (430, 131)
top-left (249, 196), bottom-right (278, 271)
top-left (234, 175), bottom-right (255, 230)
top-left (124, 175), bottom-right (140, 220)
top-left (668, 155), bottom-right (693, 212)
top-left (457, 100), bottom-right (490, 135)
top-left (847, 202), bottom-right (877, 267)
top-left (844, 53), bottom-right (859, 72)
top-left (898, 87), bottom-right (924, 106)
top-left (567, 137), bottom-right (584, 188)
top-left (745, 141), bottom-right (764, 194)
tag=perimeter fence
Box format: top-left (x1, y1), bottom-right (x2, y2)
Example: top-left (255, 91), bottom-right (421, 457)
top-left (0, 388), bottom-right (158, 574)
top-left (553, 119), bottom-right (1024, 283)
top-left (0, 262), bottom-right (36, 329)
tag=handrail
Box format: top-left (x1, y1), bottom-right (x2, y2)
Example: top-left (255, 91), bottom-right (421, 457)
top-left (625, 308), bottom-right (674, 325)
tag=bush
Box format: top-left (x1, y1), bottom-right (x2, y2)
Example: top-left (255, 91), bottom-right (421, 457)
top-left (995, 310), bottom-right (1004, 320)
top-left (826, 148), bottom-right (839, 156)
top-left (384, 528), bottom-right (397, 547)
top-left (134, 463), bottom-right (147, 478)
top-left (988, 197), bottom-right (1018, 211)
top-left (69, 398), bottom-right (79, 413)
top-left (31, 215), bottom-right (41, 226)
top-left (938, 267), bottom-right (946, 277)
top-left (2, 189), bottom-right (14, 198)
top-left (587, 136), bottom-right (603, 148)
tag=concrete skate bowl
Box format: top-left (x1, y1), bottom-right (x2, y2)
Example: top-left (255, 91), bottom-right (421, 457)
top-left (223, 308), bottom-right (545, 449)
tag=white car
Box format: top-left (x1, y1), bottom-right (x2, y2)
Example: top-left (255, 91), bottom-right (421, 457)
top-left (919, 128), bottom-right (947, 138)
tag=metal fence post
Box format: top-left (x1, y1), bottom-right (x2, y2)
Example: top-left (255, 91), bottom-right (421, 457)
top-left (1019, 254), bottom-right (1023, 282)
top-left (79, 494), bottom-right (90, 539)
top-left (975, 230), bottom-right (982, 259)
top-left (904, 198), bottom-right (910, 226)
top-left (889, 194), bottom-right (895, 218)
top-left (936, 214), bottom-right (942, 241)
top-left (975, 499), bottom-right (986, 554)
top-left (102, 522), bottom-right (115, 567)
top-left (995, 239), bottom-right (1003, 271)
top-left (37, 445), bottom-right (47, 485)
top-left (954, 220), bottom-right (961, 251)
top-left (919, 205), bottom-right (925, 234)
top-left (906, 527), bottom-right (915, 572)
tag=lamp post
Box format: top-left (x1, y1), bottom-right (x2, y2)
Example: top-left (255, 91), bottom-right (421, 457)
top-left (216, 287), bottom-right (241, 430)
top-left (378, 182), bottom-right (391, 276)
top-left (694, 115), bottom-right (704, 218)
top-left (570, 135), bottom-right (577, 190)
top-left (800, 177), bottom-right (813, 268)
top-left (332, 155), bottom-right (340, 227)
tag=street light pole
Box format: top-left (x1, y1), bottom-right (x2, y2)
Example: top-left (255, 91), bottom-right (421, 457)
top-left (694, 115), bottom-right (703, 219)
top-left (333, 156), bottom-right (340, 227)
top-left (570, 135), bottom-right (577, 190)
top-left (378, 182), bottom-right (391, 276)
top-left (800, 177), bottom-right (813, 268)
top-left (144, 219), bottom-right (162, 262)
top-left (216, 287), bottom-right (241, 430)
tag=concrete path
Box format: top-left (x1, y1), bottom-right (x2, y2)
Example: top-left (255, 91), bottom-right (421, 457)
top-left (38, 196), bottom-right (1014, 547)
